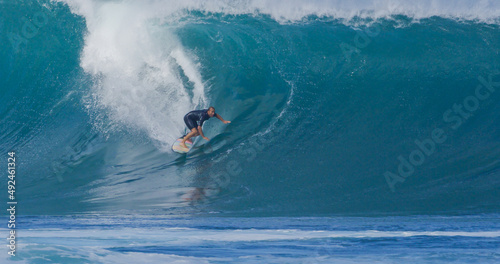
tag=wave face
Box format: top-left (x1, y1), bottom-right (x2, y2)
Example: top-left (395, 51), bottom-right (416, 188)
top-left (1, 0), bottom-right (500, 216)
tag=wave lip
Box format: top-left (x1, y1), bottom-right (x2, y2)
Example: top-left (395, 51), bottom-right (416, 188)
top-left (63, 0), bottom-right (500, 24)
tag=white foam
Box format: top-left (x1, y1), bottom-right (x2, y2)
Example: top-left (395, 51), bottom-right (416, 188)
top-left (62, 0), bottom-right (500, 24)
top-left (11, 228), bottom-right (500, 241)
top-left (170, 48), bottom-right (206, 105)
top-left (7, 226), bottom-right (500, 263)
top-left (61, 0), bottom-right (208, 148)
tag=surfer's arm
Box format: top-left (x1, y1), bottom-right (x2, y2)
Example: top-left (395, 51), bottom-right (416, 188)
top-left (215, 113), bottom-right (231, 124)
top-left (198, 126), bottom-right (209, 140)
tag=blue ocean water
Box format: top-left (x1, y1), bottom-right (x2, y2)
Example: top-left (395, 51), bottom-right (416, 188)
top-left (1, 0), bottom-right (500, 263)
top-left (1, 215), bottom-right (500, 263)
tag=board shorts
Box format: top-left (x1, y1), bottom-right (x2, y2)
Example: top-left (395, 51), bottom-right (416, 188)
top-left (184, 115), bottom-right (198, 130)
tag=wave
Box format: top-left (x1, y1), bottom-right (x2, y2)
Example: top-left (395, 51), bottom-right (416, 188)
top-left (14, 228), bottom-right (500, 240)
top-left (5, 215), bottom-right (500, 263)
top-left (62, 0), bottom-right (500, 24)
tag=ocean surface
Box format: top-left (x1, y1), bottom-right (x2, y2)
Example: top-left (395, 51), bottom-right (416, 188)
top-left (1, 0), bottom-right (499, 263)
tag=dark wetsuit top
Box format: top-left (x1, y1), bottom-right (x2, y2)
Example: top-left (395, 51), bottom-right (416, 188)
top-left (184, 109), bottom-right (216, 130)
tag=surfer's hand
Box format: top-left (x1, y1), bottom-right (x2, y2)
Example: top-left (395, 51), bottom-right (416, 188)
top-left (223, 120), bottom-right (231, 124)
top-left (203, 136), bottom-right (210, 141)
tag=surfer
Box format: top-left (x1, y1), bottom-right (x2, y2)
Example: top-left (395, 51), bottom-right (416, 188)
top-left (180, 107), bottom-right (230, 149)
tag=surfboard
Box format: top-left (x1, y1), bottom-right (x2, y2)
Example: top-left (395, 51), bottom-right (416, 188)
top-left (172, 137), bottom-right (193, 154)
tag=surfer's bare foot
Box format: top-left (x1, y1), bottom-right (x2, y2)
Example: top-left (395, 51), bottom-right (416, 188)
top-left (180, 142), bottom-right (188, 148)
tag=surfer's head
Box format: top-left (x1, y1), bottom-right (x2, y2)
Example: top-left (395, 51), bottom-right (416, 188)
top-left (208, 106), bottom-right (215, 117)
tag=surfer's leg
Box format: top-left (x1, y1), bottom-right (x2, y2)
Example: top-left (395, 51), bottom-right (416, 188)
top-left (187, 131), bottom-right (199, 142)
top-left (181, 128), bottom-right (198, 148)
top-left (181, 115), bottom-right (199, 148)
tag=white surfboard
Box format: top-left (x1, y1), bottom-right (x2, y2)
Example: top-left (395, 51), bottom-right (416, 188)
top-left (172, 138), bottom-right (193, 154)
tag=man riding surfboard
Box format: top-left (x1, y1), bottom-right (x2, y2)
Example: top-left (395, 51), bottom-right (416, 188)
top-left (180, 106), bottom-right (230, 149)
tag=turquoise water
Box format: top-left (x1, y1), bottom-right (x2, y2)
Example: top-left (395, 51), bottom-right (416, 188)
top-left (1, 0), bottom-right (500, 263)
